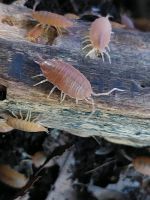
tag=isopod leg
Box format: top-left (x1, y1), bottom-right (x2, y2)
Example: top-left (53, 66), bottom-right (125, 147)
top-left (82, 39), bottom-right (91, 44)
top-left (85, 48), bottom-right (96, 58)
top-left (85, 97), bottom-right (95, 119)
top-left (92, 136), bottom-right (102, 146)
top-left (11, 111), bottom-right (18, 119)
top-left (19, 110), bottom-right (23, 120)
top-left (76, 99), bottom-right (79, 104)
top-left (100, 52), bottom-right (105, 62)
top-left (55, 26), bottom-right (62, 35)
top-left (33, 1), bottom-right (40, 11)
top-left (25, 110), bottom-right (30, 121)
top-left (60, 93), bottom-right (66, 103)
top-left (44, 24), bottom-right (50, 32)
top-left (32, 74), bottom-right (44, 78)
top-left (33, 79), bottom-right (47, 86)
top-left (83, 35), bottom-right (90, 39)
top-left (28, 110), bottom-right (32, 122)
top-left (82, 44), bottom-right (93, 50)
top-left (32, 114), bottom-right (41, 122)
top-left (58, 27), bottom-right (63, 35)
top-left (60, 91), bottom-right (63, 101)
top-left (47, 86), bottom-right (57, 98)
top-left (106, 46), bottom-right (110, 52)
top-left (104, 50), bottom-right (111, 64)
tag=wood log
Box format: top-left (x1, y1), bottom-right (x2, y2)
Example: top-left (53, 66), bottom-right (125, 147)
top-left (0, 2), bottom-right (150, 147)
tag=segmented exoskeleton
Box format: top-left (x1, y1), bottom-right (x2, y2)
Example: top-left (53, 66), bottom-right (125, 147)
top-left (5, 110), bottom-right (48, 133)
top-left (82, 16), bottom-right (112, 63)
top-left (32, 11), bottom-right (74, 35)
top-left (33, 56), bottom-right (123, 117)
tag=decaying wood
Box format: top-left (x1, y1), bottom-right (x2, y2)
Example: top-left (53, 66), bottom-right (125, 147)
top-left (0, 2), bottom-right (150, 147)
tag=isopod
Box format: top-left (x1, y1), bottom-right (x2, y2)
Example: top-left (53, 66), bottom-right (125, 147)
top-left (26, 24), bottom-right (44, 42)
top-left (33, 57), bottom-right (123, 116)
top-left (6, 110), bottom-right (48, 133)
top-left (32, 11), bottom-right (73, 35)
top-left (82, 15), bottom-right (112, 63)
top-left (32, 151), bottom-right (47, 168)
top-left (133, 156), bottom-right (150, 176)
top-left (0, 164), bottom-right (28, 188)
top-left (121, 150), bottom-right (150, 176)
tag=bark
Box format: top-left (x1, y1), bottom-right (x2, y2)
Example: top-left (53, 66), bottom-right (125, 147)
top-left (0, 2), bottom-right (150, 147)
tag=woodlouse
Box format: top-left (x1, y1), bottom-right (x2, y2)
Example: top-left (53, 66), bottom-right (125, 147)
top-left (0, 164), bottom-right (28, 188)
top-left (6, 110), bottom-right (48, 133)
top-left (26, 24), bottom-right (44, 42)
top-left (32, 11), bottom-right (73, 35)
top-left (121, 150), bottom-right (150, 176)
top-left (32, 151), bottom-right (47, 168)
top-left (33, 57), bottom-right (123, 116)
top-left (82, 15), bottom-right (112, 63)
top-left (133, 156), bottom-right (150, 176)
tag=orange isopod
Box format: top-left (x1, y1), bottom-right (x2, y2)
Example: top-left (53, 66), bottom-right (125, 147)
top-left (82, 16), bottom-right (112, 63)
top-left (33, 57), bottom-right (123, 115)
top-left (6, 110), bottom-right (48, 133)
top-left (133, 156), bottom-right (150, 176)
top-left (32, 11), bottom-right (73, 34)
top-left (0, 164), bottom-right (28, 188)
top-left (26, 24), bottom-right (44, 42)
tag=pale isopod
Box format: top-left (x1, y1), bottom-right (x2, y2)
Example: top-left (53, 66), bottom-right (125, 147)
top-left (33, 57), bottom-right (123, 117)
top-left (82, 15), bottom-right (112, 63)
top-left (26, 24), bottom-right (44, 42)
top-left (32, 151), bottom-right (47, 168)
top-left (133, 156), bottom-right (150, 176)
top-left (6, 110), bottom-right (48, 133)
top-left (0, 164), bottom-right (28, 188)
top-left (32, 11), bottom-right (73, 35)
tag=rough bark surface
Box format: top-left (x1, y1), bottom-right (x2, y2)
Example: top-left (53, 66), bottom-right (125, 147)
top-left (0, 2), bottom-right (150, 147)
